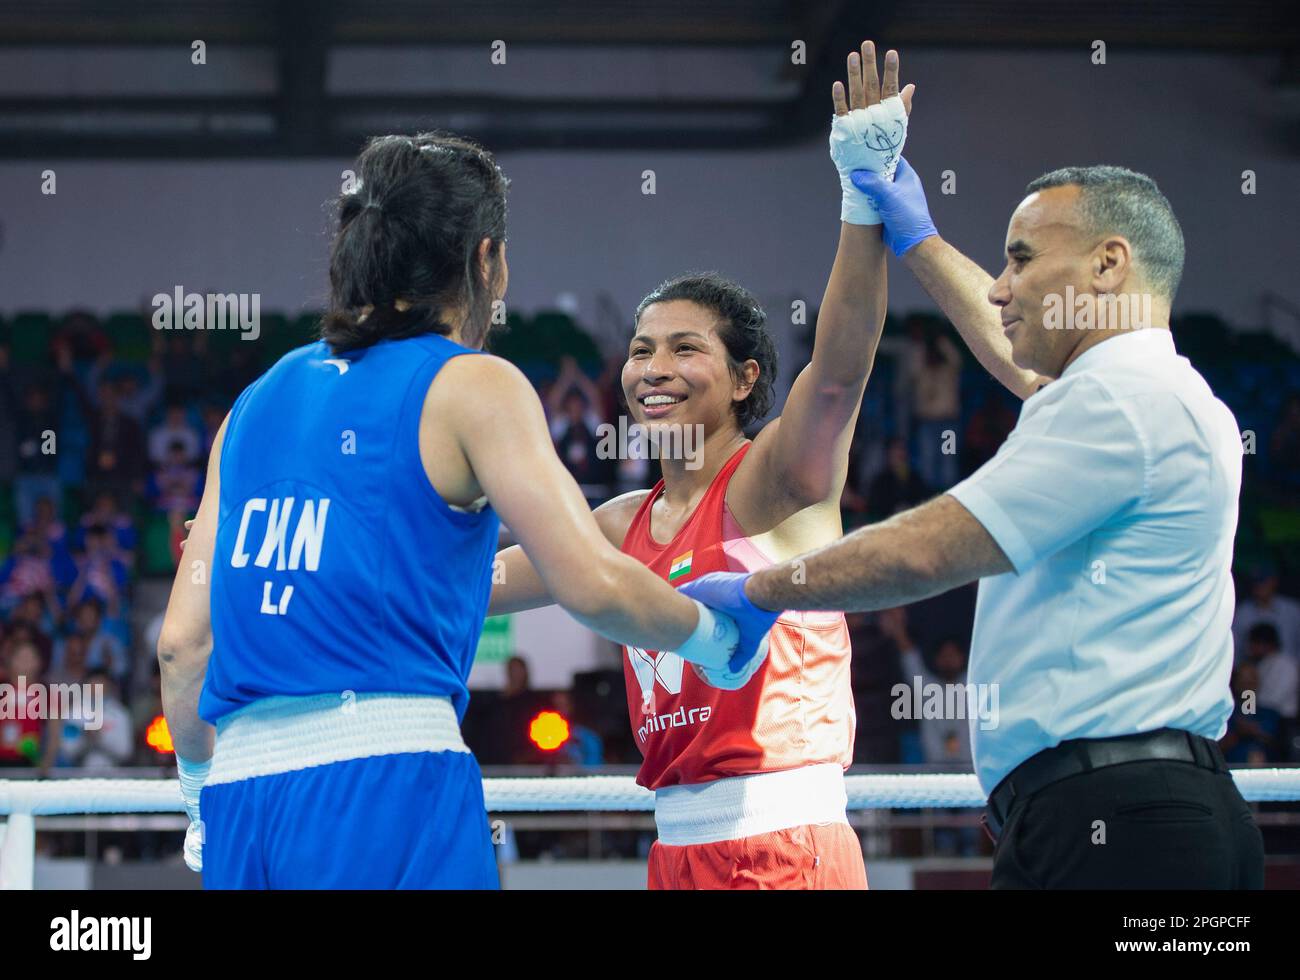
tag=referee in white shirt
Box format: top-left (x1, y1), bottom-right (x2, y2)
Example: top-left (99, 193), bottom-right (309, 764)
top-left (705, 165), bottom-right (1264, 888)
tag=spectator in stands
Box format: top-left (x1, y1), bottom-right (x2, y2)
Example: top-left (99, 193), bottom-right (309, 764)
top-left (58, 599), bottom-right (128, 686)
top-left (0, 640), bottom-right (46, 767)
top-left (52, 310), bottom-right (109, 362)
top-left (496, 654), bottom-right (546, 764)
top-left (504, 654), bottom-right (530, 699)
top-left (905, 634), bottom-right (980, 856)
top-left (962, 391), bottom-right (1017, 476)
top-left (848, 607), bottom-right (911, 763)
top-left (1270, 393), bottom-right (1300, 490)
top-left (68, 527), bottom-right (130, 624)
top-left (199, 401), bottom-right (228, 457)
top-left (148, 403), bottom-right (201, 467)
top-left (10, 591), bottom-right (61, 641)
top-left (26, 494), bottom-right (69, 549)
top-left (865, 437), bottom-right (930, 522)
top-left (161, 332), bottom-right (206, 405)
top-left (545, 356), bottom-right (614, 505)
top-left (146, 439), bottom-right (203, 514)
top-left (0, 519), bottom-right (67, 615)
top-left (88, 347), bottom-right (163, 425)
top-left (839, 410), bottom-right (889, 531)
top-left (6, 495), bottom-right (77, 594)
top-left (10, 378), bottom-right (63, 528)
top-left (599, 352), bottom-right (653, 494)
top-left (902, 319), bottom-right (962, 489)
top-left (1243, 622), bottom-right (1297, 754)
top-left (86, 379), bottom-right (149, 498)
top-left (553, 690), bottom-right (604, 767)
top-left (1221, 661), bottom-right (1280, 764)
top-left (48, 631), bottom-right (88, 687)
top-left (1233, 562), bottom-right (1300, 664)
top-left (899, 637), bottom-right (975, 770)
top-left (76, 490), bottom-right (137, 569)
top-left (1, 621), bottom-right (52, 672)
top-left (42, 669), bottom-right (134, 770)
top-left (214, 344), bottom-right (263, 397)
top-left (839, 473), bottom-right (870, 531)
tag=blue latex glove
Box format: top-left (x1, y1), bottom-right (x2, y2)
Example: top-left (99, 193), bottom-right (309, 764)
top-left (676, 572), bottom-right (782, 688)
top-left (849, 157), bottom-right (938, 257)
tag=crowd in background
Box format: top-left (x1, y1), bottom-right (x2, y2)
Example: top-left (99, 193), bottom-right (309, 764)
top-left (2, 307), bottom-right (1299, 778)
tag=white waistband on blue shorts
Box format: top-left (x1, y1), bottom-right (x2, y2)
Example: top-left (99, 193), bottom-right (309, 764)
top-left (206, 692), bottom-right (468, 786)
top-left (653, 763), bottom-right (849, 847)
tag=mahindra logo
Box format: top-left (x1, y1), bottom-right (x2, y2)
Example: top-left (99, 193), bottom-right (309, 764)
top-left (627, 646), bottom-right (684, 705)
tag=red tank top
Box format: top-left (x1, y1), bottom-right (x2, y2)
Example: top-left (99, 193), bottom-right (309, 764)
top-left (620, 443), bottom-right (855, 790)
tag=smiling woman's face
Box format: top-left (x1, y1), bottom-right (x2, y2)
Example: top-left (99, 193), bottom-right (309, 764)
top-left (622, 300), bottom-right (749, 438)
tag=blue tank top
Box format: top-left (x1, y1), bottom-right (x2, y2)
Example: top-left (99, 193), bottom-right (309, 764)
top-left (199, 334), bottom-right (499, 724)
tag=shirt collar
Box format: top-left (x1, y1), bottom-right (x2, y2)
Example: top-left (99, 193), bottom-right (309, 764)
top-left (1058, 327), bottom-right (1175, 381)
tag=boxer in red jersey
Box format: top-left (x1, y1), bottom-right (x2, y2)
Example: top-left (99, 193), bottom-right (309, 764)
top-left (490, 41), bottom-right (914, 888)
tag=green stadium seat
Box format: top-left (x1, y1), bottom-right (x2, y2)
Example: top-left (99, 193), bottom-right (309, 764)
top-left (486, 311), bottom-right (534, 365)
top-left (61, 487), bottom-right (83, 527)
top-left (104, 312), bottom-right (153, 363)
top-left (254, 314), bottom-right (293, 365)
top-left (530, 311), bottom-right (602, 371)
top-left (292, 312), bottom-right (323, 348)
top-left (142, 513), bottom-right (176, 576)
top-left (1259, 507), bottom-right (1300, 546)
top-left (8, 311), bottom-right (52, 366)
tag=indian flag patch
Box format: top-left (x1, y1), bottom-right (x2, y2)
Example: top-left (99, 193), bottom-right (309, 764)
top-left (667, 550), bottom-right (693, 581)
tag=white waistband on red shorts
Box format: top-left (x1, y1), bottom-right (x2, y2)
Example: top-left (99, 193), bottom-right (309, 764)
top-left (206, 692), bottom-right (468, 786)
top-left (653, 763), bottom-right (849, 846)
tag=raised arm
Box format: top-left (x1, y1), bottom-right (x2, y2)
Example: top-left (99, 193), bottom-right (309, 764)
top-left (438, 354), bottom-right (739, 663)
top-left (903, 236), bottom-right (1046, 399)
top-left (849, 159), bottom-right (1049, 399)
top-left (742, 42), bottom-right (913, 509)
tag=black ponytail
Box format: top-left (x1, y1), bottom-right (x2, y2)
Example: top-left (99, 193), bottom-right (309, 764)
top-left (321, 132), bottom-right (509, 353)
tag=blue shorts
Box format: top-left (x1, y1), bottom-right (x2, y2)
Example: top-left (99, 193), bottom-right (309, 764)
top-left (200, 750), bottom-right (499, 889)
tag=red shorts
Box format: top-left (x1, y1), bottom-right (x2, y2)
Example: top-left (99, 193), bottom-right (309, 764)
top-left (647, 822), bottom-right (868, 890)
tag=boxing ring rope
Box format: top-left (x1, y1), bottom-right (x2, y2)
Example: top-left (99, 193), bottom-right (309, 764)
top-left (2, 769), bottom-right (1299, 888)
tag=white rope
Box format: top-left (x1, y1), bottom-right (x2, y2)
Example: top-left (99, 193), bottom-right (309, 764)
top-left (2, 768), bottom-right (1298, 815)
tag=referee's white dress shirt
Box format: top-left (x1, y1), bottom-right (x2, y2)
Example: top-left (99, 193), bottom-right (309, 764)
top-left (949, 327), bottom-right (1241, 794)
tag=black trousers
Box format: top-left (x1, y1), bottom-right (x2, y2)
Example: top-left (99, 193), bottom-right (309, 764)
top-left (991, 759), bottom-right (1264, 889)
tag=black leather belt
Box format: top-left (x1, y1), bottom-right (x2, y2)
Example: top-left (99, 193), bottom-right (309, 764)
top-left (982, 728), bottom-right (1228, 843)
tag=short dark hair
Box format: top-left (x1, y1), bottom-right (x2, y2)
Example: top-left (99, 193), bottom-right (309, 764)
top-left (322, 131), bottom-right (509, 353)
top-left (1025, 165), bottom-right (1185, 302)
top-left (634, 272), bottom-right (777, 430)
top-left (1247, 622), bottom-right (1280, 649)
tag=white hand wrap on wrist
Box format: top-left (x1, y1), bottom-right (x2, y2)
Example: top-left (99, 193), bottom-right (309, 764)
top-left (176, 754), bottom-right (210, 873)
top-left (829, 94), bottom-right (909, 225)
top-left (675, 599), bottom-right (740, 671)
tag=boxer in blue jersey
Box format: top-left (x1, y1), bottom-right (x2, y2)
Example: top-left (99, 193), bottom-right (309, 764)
top-left (155, 133), bottom-right (760, 889)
